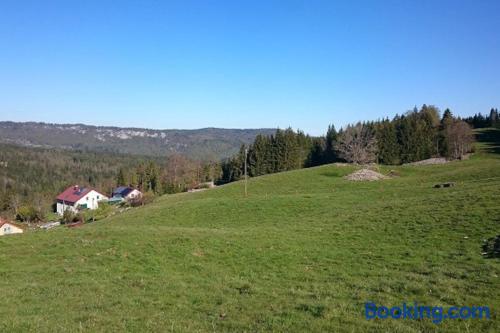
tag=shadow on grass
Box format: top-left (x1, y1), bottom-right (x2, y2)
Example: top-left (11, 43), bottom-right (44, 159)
top-left (476, 128), bottom-right (500, 155)
top-left (320, 170), bottom-right (343, 178)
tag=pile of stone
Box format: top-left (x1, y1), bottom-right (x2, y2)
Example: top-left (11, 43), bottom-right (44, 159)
top-left (404, 158), bottom-right (448, 166)
top-left (344, 169), bottom-right (389, 181)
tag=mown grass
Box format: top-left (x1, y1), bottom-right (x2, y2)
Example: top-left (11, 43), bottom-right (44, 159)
top-left (1, 133), bottom-right (499, 332)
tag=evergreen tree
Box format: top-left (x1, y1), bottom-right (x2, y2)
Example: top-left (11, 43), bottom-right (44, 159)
top-left (135, 162), bottom-right (146, 191)
top-left (248, 135), bottom-right (268, 177)
top-left (397, 106), bottom-right (438, 163)
top-left (323, 124), bottom-right (338, 163)
top-left (116, 168), bottom-right (126, 186)
top-left (490, 108), bottom-right (499, 127)
top-left (376, 119), bottom-right (400, 164)
top-left (306, 137), bottom-right (326, 167)
top-left (420, 105), bottom-right (441, 155)
top-left (295, 130), bottom-right (313, 168)
top-left (439, 109), bottom-right (454, 156)
top-left (143, 161), bottom-right (159, 193)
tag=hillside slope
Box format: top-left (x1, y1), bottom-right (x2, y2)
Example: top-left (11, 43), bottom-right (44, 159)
top-left (0, 144), bottom-right (499, 331)
top-left (0, 121), bottom-right (275, 160)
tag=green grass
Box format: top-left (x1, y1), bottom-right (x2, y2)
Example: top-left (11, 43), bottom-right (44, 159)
top-left (1, 133), bottom-right (499, 332)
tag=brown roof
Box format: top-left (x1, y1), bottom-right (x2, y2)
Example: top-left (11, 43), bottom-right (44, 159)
top-left (0, 217), bottom-right (25, 230)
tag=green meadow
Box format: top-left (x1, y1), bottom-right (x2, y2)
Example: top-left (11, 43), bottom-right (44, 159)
top-left (1, 130), bottom-right (499, 332)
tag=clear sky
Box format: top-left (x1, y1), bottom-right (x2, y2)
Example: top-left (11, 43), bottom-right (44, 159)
top-left (0, 0), bottom-right (499, 135)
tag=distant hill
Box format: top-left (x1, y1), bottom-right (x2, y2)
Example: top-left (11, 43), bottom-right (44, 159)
top-left (0, 121), bottom-right (275, 160)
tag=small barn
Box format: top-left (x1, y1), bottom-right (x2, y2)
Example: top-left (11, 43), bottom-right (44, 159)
top-left (0, 218), bottom-right (24, 236)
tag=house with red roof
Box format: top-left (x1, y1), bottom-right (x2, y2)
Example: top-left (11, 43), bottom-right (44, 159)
top-left (0, 217), bottom-right (24, 236)
top-left (56, 185), bottom-right (108, 215)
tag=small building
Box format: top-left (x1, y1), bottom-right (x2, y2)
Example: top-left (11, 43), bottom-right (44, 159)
top-left (0, 218), bottom-right (24, 236)
top-left (56, 185), bottom-right (108, 216)
top-left (111, 186), bottom-right (142, 202)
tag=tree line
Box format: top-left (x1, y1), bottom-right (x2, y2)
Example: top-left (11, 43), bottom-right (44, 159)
top-left (221, 105), bottom-right (478, 182)
top-left (463, 108), bottom-right (499, 129)
top-left (114, 154), bottom-right (221, 195)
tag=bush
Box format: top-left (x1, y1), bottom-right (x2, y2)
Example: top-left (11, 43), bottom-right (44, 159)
top-left (84, 202), bottom-right (113, 222)
top-left (61, 209), bottom-right (75, 224)
top-left (130, 192), bottom-right (155, 207)
top-left (16, 205), bottom-right (44, 223)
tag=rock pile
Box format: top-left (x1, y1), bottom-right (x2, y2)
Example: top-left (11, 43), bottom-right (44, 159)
top-left (404, 158), bottom-right (448, 166)
top-left (344, 169), bottom-right (388, 181)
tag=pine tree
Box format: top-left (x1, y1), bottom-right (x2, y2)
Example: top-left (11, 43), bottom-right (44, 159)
top-left (248, 135), bottom-right (267, 177)
top-left (307, 137), bottom-right (325, 167)
top-left (323, 124), bottom-right (337, 163)
top-left (490, 108), bottom-right (499, 127)
top-left (439, 109), bottom-right (454, 156)
top-left (376, 119), bottom-right (400, 164)
top-left (116, 168), bottom-right (126, 186)
top-left (145, 161), bottom-right (161, 194)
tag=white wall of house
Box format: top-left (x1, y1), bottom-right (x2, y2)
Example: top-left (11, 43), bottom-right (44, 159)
top-left (0, 223), bottom-right (23, 236)
top-left (56, 202), bottom-right (76, 215)
top-left (125, 189), bottom-right (142, 200)
top-left (56, 190), bottom-right (108, 215)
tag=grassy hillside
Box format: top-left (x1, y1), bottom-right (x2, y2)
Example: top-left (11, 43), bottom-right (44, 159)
top-left (1, 134), bottom-right (499, 332)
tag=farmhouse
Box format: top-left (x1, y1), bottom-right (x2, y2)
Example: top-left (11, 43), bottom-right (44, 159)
top-left (0, 218), bottom-right (24, 236)
top-left (56, 185), bottom-right (108, 215)
top-left (111, 186), bottom-right (142, 202)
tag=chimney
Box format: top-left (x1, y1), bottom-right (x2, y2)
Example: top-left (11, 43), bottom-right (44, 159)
top-left (74, 185), bottom-right (79, 191)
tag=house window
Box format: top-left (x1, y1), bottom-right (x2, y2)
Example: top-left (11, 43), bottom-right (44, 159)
top-left (97, 195), bottom-right (100, 200)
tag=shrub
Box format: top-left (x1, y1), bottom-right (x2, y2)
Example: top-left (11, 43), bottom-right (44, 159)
top-left (16, 205), bottom-right (44, 223)
top-left (130, 192), bottom-right (155, 207)
top-left (61, 209), bottom-right (75, 224)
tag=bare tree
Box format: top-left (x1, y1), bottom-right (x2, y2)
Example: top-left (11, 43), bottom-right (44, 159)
top-left (164, 154), bottom-right (199, 190)
top-left (445, 120), bottom-right (475, 159)
top-left (336, 123), bottom-right (377, 164)
top-left (9, 193), bottom-right (21, 215)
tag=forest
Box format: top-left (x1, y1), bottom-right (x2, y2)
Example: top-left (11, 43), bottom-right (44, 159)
top-left (220, 105), bottom-right (494, 182)
top-left (0, 145), bottom-right (221, 222)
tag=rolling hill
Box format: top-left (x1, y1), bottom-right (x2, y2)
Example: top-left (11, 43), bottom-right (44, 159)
top-left (0, 121), bottom-right (276, 160)
top-left (0, 132), bottom-right (499, 332)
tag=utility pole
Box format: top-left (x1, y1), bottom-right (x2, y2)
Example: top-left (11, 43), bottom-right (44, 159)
top-left (244, 148), bottom-right (248, 197)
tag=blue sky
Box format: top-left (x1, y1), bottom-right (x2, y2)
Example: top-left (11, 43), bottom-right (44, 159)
top-left (0, 0), bottom-right (499, 135)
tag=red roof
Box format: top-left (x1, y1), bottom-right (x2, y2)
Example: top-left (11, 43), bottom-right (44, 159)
top-left (56, 185), bottom-right (104, 204)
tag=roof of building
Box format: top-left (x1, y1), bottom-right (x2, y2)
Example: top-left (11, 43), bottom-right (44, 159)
top-left (0, 217), bottom-right (25, 229)
top-left (112, 186), bottom-right (136, 197)
top-left (56, 185), bottom-right (105, 205)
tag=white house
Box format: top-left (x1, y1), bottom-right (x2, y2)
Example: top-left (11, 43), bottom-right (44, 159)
top-left (0, 218), bottom-right (24, 236)
top-left (111, 186), bottom-right (143, 201)
top-left (56, 185), bottom-right (108, 216)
